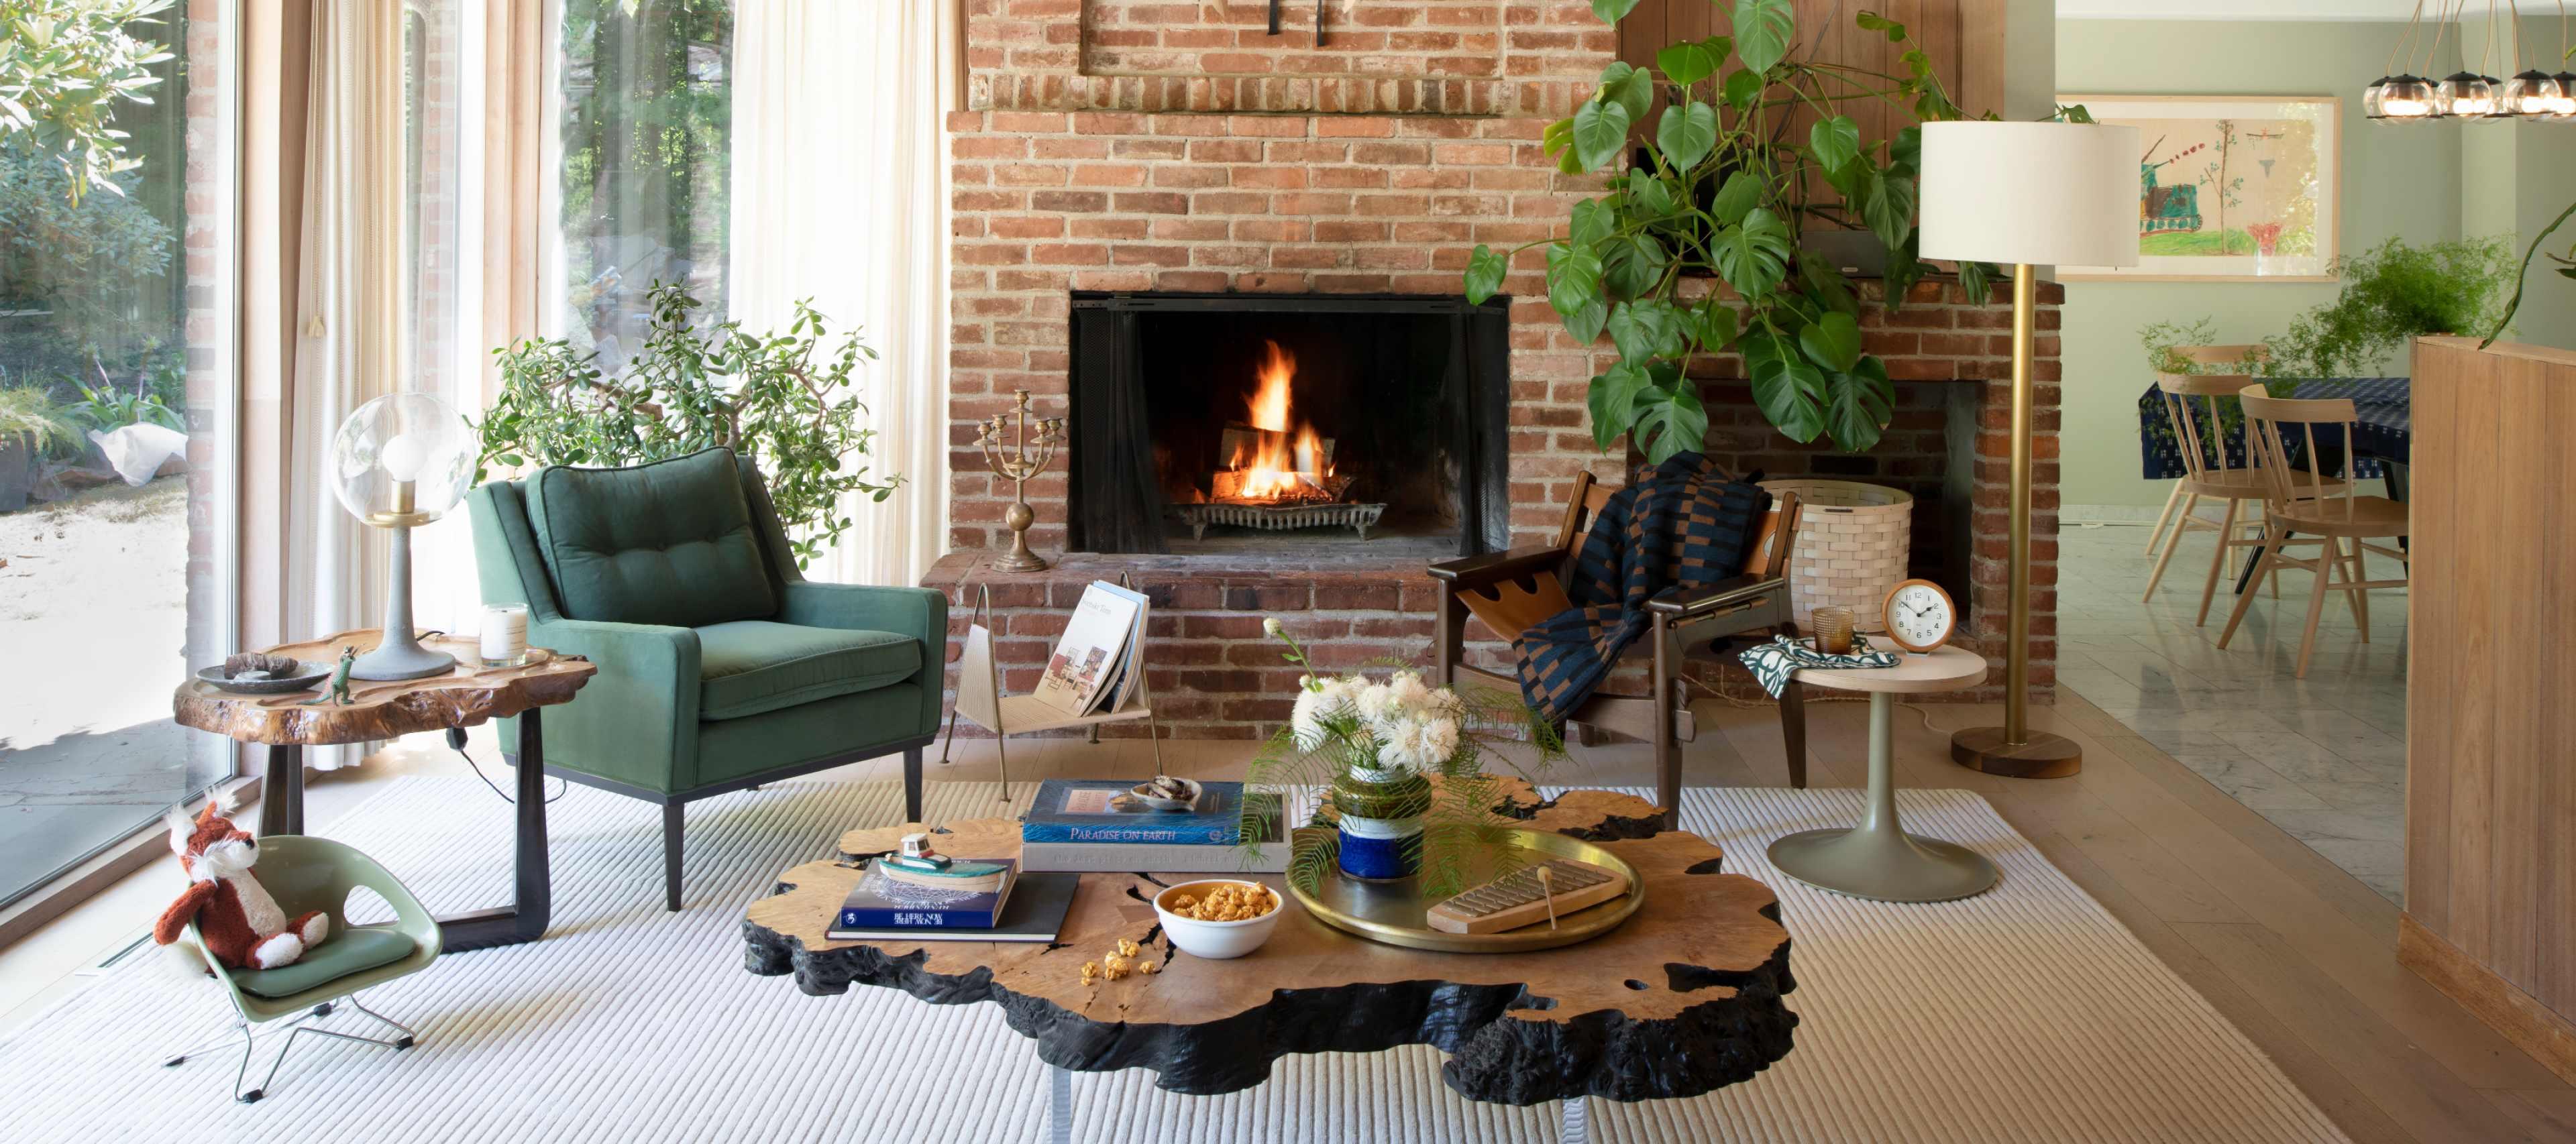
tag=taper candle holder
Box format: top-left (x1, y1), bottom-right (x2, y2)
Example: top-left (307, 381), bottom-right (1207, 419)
top-left (976, 388), bottom-right (1065, 573)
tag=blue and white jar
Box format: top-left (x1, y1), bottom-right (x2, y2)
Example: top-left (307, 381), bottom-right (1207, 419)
top-left (1332, 768), bottom-right (1432, 882)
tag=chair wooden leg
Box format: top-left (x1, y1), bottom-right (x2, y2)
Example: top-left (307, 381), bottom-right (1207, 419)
top-left (2295, 542), bottom-right (2335, 679)
top-left (2216, 525), bottom-right (2281, 649)
top-left (2342, 536), bottom-right (2372, 643)
top-left (661, 803), bottom-right (683, 913)
top-left (903, 745), bottom-right (924, 822)
top-left (2141, 493), bottom-right (2199, 601)
top-left (1778, 683), bottom-right (1808, 790)
top-left (1650, 621), bottom-right (1679, 830)
top-left (2194, 496), bottom-right (2243, 626)
top-left (2143, 483), bottom-right (2186, 555)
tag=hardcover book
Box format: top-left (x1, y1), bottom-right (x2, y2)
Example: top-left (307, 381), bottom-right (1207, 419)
top-left (1021, 779), bottom-right (1279, 846)
top-left (827, 872), bottom-right (1077, 943)
top-left (1020, 803), bottom-right (1289, 873)
top-left (831, 859), bottom-right (1020, 930)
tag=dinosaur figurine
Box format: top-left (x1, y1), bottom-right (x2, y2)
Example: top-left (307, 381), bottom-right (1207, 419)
top-left (299, 646), bottom-right (357, 706)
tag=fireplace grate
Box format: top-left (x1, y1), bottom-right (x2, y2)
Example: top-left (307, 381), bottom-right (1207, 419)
top-left (1173, 501), bottom-right (1387, 541)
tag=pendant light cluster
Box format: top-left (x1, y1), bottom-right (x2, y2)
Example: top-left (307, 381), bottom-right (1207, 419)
top-left (2366, 0), bottom-right (2576, 121)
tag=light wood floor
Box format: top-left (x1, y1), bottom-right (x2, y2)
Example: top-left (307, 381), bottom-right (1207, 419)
top-left (6, 696), bottom-right (2571, 1141)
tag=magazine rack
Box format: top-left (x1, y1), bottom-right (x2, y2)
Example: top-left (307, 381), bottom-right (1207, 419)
top-left (938, 575), bottom-right (1165, 801)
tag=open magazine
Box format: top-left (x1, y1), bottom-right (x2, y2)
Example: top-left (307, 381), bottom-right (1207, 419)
top-left (1030, 580), bottom-right (1149, 718)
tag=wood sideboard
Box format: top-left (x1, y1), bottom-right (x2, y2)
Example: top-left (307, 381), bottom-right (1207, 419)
top-left (2402, 336), bottom-right (2576, 1084)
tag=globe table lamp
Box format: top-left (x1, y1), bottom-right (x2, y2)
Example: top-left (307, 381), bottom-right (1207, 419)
top-left (329, 392), bottom-right (474, 680)
top-left (1919, 121), bottom-right (2139, 778)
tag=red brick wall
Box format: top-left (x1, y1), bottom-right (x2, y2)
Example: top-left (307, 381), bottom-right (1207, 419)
top-left (938, 0), bottom-right (2061, 735)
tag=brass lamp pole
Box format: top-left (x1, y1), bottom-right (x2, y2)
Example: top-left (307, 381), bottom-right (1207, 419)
top-left (1918, 120), bottom-right (2141, 779)
top-left (976, 388), bottom-right (1065, 573)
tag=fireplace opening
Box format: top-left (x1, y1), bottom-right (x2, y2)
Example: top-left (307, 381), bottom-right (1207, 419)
top-left (1068, 292), bottom-right (1511, 557)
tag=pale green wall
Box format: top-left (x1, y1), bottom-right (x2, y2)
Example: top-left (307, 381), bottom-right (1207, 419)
top-left (2459, 15), bottom-right (2576, 353)
top-left (2054, 20), bottom-right (2464, 510)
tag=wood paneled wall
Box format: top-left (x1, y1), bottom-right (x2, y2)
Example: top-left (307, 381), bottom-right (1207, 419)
top-left (1615, 1), bottom-right (2005, 141)
top-left (2403, 335), bottom-right (2576, 1085)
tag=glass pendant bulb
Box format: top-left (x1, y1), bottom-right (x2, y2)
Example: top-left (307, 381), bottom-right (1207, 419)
top-left (2436, 71), bottom-right (2497, 117)
top-left (2379, 74), bottom-right (2440, 119)
top-left (2502, 70), bottom-right (2561, 117)
top-left (2363, 76), bottom-right (2392, 119)
top-left (2549, 72), bottom-right (2576, 117)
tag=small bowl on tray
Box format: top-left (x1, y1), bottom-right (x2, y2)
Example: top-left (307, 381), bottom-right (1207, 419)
top-left (1152, 879), bottom-right (1285, 960)
top-left (194, 661), bottom-right (333, 695)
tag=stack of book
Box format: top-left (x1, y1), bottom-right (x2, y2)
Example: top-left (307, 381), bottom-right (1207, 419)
top-left (1019, 778), bottom-right (1289, 873)
top-left (828, 848), bottom-right (1080, 943)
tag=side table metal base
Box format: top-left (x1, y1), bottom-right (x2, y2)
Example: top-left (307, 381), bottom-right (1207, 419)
top-left (1768, 692), bottom-right (1998, 904)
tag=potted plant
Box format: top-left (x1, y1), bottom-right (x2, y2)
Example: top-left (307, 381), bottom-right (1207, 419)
top-left (2259, 235), bottom-right (2516, 378)
top-left (473, 282), bottom-right (902, 569)
top-left (1459, 2), bottom-right (2002, 460)
top-left (0, 386), bottom-right (73, 512)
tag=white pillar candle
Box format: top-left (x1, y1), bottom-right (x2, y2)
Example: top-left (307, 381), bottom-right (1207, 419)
top-left (480, 604), bottom-right (529, 667)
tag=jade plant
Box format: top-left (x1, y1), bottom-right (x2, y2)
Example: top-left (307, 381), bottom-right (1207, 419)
top-left (474, 282), bottom-right (901, 569)
top-left (1460, 1), bottom-right (2002, 458)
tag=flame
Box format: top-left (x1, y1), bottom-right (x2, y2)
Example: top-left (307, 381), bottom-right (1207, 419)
top-left (1222, 339), bottom-right (1333, 503)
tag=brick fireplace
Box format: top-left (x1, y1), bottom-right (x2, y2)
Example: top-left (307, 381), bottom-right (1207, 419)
top-left (931, 0), bottom-right (2060, 738)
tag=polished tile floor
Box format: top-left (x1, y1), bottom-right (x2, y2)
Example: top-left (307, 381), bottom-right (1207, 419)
top-left (2055, 519), bottom-right (2408, 903)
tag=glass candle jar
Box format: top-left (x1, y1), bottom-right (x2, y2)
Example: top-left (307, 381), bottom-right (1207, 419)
top-left (1811, 606), bottom-right (1858, 655)
top-left (480, 604), bottom-right (529, 667)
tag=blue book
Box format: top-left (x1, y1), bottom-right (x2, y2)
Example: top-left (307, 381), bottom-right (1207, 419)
top-left (1020, 779), bottom-right (1254, 845)
top-left (830, 860), bottom-right (1018, 931)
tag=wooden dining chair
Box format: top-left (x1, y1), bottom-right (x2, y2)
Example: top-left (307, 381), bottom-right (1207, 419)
top-left (2141, 371), bottom-right (2347, 624)
top-left (1429, 471), bottom-right (1805, 827)
top-left (2216, 386), bottom-right (2411, 677)
top-left (2142, 343), bottom-right (2269, 557)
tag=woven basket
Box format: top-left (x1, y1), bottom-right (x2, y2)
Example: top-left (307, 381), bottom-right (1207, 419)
top-left (1757, 479), bottom-right (1913, 633)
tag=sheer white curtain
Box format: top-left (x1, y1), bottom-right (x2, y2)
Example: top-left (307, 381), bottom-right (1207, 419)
top-left (729, 0), bottom-right (953, 586)
top-left (284, 0), bottom-right (407, 767)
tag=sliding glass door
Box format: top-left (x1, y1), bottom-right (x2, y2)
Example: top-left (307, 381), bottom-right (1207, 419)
top-left (0, 1), bottom-right (237, 907)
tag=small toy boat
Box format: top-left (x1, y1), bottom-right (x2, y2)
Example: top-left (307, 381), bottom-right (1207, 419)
top-left (875, 832), bottom-right (1011, 893)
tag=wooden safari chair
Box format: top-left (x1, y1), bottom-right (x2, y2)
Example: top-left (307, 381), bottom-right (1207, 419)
top-left (1428, 472), bottom-right (1805, 828)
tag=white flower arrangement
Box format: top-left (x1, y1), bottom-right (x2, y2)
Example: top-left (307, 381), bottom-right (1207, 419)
top-left (1245, 619), bottom-right (1567, 894)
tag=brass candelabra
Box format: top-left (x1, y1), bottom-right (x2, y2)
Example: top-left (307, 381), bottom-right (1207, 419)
top-left (975, 388), bottom-right (1065, 573)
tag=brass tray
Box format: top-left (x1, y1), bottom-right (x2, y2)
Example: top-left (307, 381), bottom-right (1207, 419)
top-left (1287, 828), bottom-right (1645, 953)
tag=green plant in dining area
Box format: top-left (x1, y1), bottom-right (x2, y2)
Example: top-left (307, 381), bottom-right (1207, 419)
top-left (1460, 1), bottom-right (2002, 460)
top-left (2141, 235), bottom-right (2516, 382)
top-left (473, 281), bottom-right (901, 569)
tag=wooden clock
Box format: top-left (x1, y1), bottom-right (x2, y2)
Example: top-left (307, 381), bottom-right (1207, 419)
top-left (1881, 579), bottom-right (1956, 654)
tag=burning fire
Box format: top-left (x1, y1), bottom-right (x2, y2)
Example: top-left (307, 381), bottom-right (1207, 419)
top-left (1218, 339), bottom-right (1337, 504)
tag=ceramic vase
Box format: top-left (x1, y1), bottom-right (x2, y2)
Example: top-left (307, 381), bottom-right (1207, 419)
top-left (1332, 767), bottom-right (1432, 881)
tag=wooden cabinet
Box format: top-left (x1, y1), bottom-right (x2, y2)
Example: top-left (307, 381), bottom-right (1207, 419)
top-left (2403, 335), bottom-right (2576, 1085)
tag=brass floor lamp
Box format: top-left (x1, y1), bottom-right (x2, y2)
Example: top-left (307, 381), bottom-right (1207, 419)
top-left (1919, 121), bottom-right (2140, 778)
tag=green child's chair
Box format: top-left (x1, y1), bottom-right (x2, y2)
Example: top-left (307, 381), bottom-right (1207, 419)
top-left (162, 835), bottom-right (442, 1104)
top-left (468, 447), bottom-right (946, 911)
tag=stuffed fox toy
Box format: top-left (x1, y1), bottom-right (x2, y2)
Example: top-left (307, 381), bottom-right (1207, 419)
top-left (152, 798), bottom-right (331, 972)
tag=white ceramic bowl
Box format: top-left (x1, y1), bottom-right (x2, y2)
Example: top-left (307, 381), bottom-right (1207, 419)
top-left (1152, 879), bottom-right (1286, 960)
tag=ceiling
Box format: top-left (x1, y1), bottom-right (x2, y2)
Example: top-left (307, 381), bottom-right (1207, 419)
top-left (2061, 0), bottom-right (2561, 19)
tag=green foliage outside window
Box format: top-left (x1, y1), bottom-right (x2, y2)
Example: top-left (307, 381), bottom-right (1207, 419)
top-left (0, 0), bottom-right (174, 204)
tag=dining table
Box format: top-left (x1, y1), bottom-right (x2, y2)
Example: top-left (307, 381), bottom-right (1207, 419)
top-left (2135, 377), bottom-right (2411, 591)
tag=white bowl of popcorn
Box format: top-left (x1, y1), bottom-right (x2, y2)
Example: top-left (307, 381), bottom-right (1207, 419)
top-left (1153, 879), bottom-right (1285, 960)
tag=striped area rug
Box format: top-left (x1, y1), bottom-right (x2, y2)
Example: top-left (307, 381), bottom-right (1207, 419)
top-left (0, 776), bottom-right (2347, 1143)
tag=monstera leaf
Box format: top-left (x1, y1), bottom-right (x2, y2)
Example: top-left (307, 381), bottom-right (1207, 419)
top-left (1743, 332), bottom-right (1827, 443)
top-left (1464, 245), bottom-right (1507, 304)
top-left (1571, 99), bottom-right (1632, 173)
top-left (1733, 0), bottom-right (1796, 74)
top-left (1656, 101), bottom-right (1719, 168)
top-left (1713, 208), bottom-right (1792, 300)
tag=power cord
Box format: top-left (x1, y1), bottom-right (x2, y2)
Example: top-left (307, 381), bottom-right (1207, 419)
top-left (443, 727), bottom-right (568, 805)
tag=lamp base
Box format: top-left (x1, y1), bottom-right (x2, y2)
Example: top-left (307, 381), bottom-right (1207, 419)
top-left (1949, 726), bottom-right (2082, 779)
top-left (351, 640), bottom-right (457, 682)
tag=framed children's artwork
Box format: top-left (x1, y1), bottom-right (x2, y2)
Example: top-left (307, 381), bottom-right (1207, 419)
top-left (2054, 95), bottom-right (2341, 282)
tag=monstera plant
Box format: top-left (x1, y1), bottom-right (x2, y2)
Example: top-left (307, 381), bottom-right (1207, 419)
top-left (1461, 1), bottom-right (1998, 458)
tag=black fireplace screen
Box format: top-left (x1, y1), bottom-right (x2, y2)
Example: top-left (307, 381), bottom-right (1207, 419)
top-left (1067, 292), bottom-right (1511, 555)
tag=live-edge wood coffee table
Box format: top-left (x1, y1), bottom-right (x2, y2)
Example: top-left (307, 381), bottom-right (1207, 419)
top-left (174, 628), bottom-right (595, 952)
top-left (742, 781), bottom-right (1797, 1143)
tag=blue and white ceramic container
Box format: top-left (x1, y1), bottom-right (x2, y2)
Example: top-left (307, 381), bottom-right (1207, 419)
top-left (1332, 766), bottom-right (1431, 881)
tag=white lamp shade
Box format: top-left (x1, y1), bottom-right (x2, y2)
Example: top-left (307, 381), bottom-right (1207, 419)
top-left (1919, 121), bottom-right (2141, 268)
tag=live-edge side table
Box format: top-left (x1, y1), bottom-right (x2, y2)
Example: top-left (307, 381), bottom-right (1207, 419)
top-left (1765, 645), bottom-right (2000, 903)
top-left (172, 628), bottom-right (596, 952)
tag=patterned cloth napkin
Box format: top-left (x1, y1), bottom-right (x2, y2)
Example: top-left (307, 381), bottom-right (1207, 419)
top-left (1737, 633), bottom-right (1901, 698)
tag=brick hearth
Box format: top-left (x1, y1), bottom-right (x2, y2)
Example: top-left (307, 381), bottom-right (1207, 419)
top-left (935, 0), bottom-right (2061, 736)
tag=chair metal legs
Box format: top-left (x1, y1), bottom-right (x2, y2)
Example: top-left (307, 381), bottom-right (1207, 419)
top-left (164, 994), bottom-right (416, 1104)
top-left (662, 802), bottom-right (685, 912)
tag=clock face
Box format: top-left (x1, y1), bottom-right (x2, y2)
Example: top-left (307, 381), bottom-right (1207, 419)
top-left (1884, 581), bottom-right (1954, 652)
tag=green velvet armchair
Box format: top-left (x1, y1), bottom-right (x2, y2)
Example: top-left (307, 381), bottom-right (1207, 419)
top-left (468, 447), bottom-right (945, 911)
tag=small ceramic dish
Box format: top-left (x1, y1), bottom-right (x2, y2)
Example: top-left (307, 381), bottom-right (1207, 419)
top-left (1152, 879), bottom-right (1285, 960)
top-left (1128, 777), bottom-right (1203, 813)
top-left (194, 661), bottom-right (332, 695)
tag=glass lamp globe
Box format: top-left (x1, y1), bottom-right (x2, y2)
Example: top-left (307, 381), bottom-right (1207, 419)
top-left (2379, 75), bottom-right (2439, 119)
top-left (329, 392), bottom-right (474, 680)
top-left (2362, 76), bottom-right (2390, 119)
top-left (2436, 71), bottom-right (2498, 117)
top-left (2548, 72), bottom-right (2576, 117)
top-left (2501, 70), bottom-right (2561, 117)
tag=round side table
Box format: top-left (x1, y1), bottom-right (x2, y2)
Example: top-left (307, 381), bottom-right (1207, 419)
top-left (1766, 645), bottom-right (1998, 903)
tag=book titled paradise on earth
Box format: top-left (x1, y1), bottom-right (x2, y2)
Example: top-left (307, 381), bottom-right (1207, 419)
top-left (1020, 779), bottom-right (1281, 846)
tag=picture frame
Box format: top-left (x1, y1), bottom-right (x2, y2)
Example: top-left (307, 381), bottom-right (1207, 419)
top-left (2054, 94), bottom-right (2341, 282)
